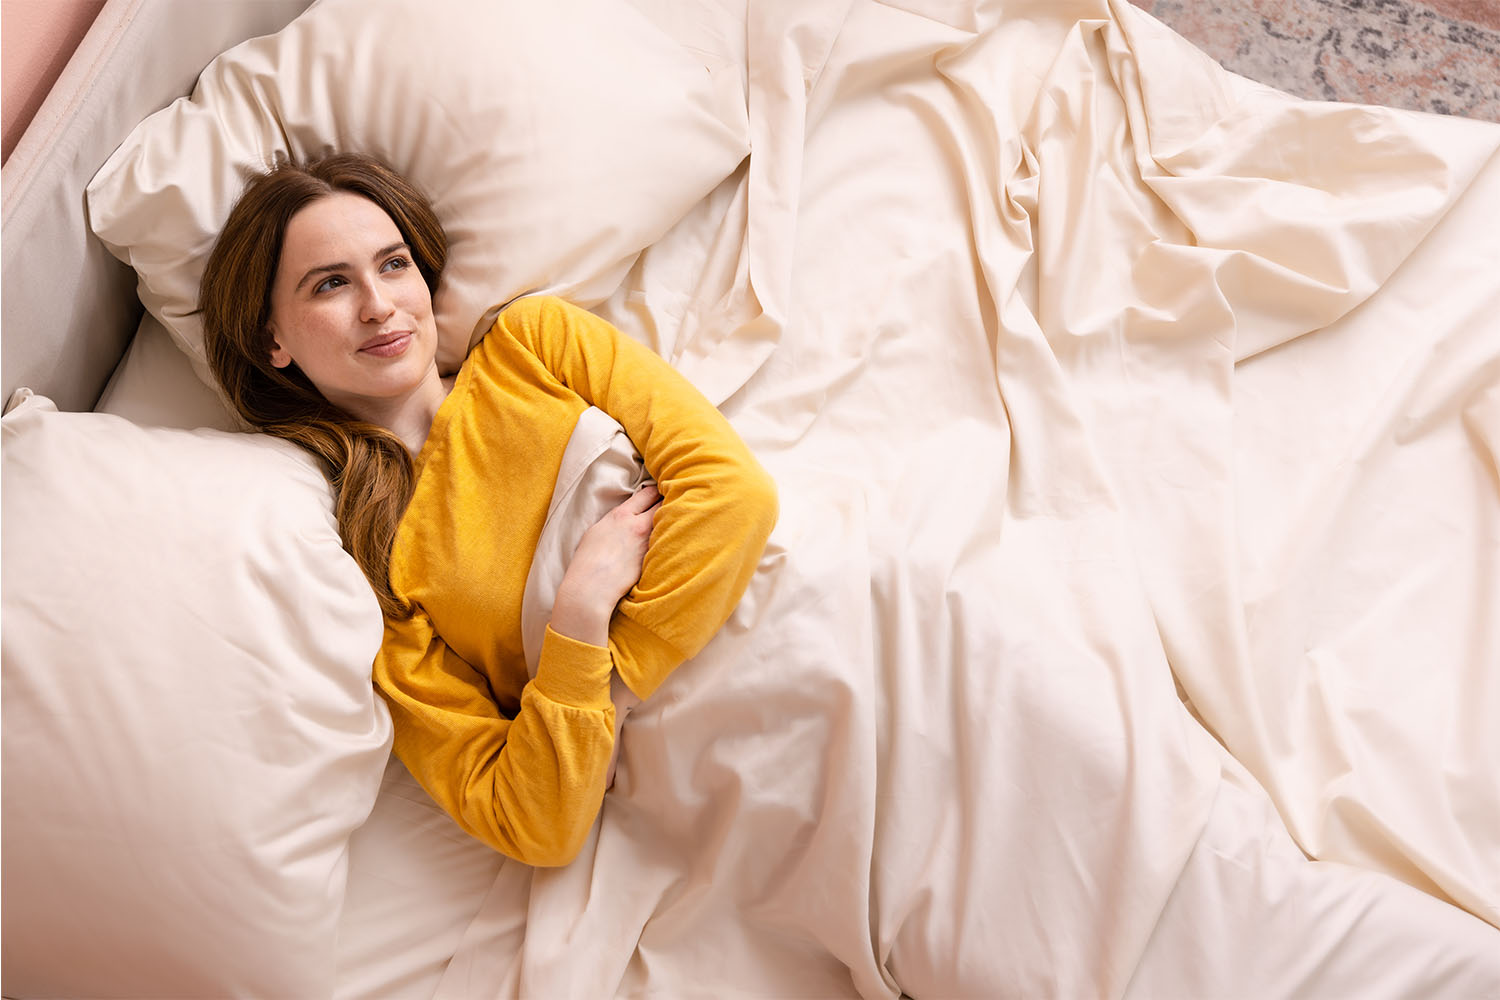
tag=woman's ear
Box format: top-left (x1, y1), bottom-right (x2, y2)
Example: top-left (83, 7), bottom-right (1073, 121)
top-left (266, 324), bottom-right (293, 369)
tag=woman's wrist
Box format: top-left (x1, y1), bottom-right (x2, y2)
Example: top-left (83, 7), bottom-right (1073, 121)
top-left (549, 585), bottom-right (612, 648)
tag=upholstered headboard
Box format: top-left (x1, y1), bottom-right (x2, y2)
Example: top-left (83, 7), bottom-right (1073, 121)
top-left (1, 0), bottom-right (310, 412)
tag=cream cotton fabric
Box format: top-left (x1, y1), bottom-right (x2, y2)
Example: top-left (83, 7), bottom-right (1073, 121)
top-left (55, 0), bottom-right (1500, 994)
top-left (432, 0), bottom-right (1500, 996)
top-left (1, 393), bottom-right (390, 998)
top-left (84, 0), bottom-right (749, 381)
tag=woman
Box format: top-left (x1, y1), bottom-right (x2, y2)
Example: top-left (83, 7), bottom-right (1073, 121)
top-left (199, 153), bottom-right (778, 866)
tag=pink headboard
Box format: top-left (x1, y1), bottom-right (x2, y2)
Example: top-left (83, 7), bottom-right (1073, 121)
top-left (1, 1), bottom-right (105, 162)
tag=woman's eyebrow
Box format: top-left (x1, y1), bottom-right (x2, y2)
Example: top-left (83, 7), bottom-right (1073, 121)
top-left (295, 242), bottom-right (411, 292)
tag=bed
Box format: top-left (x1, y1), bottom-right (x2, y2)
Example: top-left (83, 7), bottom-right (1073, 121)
top-left (3, 0), bottom-right (1498, 997)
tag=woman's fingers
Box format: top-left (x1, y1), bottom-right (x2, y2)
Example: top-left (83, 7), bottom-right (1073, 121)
top-left (620, 483), bottom-right (662, 515)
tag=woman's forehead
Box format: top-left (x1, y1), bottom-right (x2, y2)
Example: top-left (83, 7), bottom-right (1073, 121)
top-left (281, 192), bottom-right (402, 262)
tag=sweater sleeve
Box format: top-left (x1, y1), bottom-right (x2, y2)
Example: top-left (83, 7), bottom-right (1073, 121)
top-left (372, 609), bottom-right (616, 867)
top-left (494, 295), bottom-right (779, 699)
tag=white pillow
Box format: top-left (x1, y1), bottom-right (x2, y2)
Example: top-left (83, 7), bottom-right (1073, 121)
top-left (1, 391), bottom-right (390, 998)
top-left (85, 0), bottom-right (750, 380)
top-left (94, 311), bottom-right (240, 431)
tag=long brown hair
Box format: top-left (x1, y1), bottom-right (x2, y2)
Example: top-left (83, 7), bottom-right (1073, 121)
top-left (199, 153), bottom-right (447, 619)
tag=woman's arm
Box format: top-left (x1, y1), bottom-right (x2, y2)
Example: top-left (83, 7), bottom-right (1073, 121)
top-left (493, 295), bottom-right (779, 699)
top-left (374, 610), bottom-right (614, 867)
top-left (374, 486), bottom-right (658, 867)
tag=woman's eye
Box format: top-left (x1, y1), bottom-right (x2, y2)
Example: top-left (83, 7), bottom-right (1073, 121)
top-left (314, 275), bottom-right (347, 294)
top-left (382, 256), bottom-right (412, 273)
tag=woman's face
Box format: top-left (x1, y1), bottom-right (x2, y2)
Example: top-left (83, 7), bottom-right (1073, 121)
top-left (266, 192), bottom-right (439, 414)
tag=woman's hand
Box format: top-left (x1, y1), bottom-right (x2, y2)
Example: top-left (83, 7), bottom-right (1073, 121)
top-left (549, 484), bottom-right (662, 647)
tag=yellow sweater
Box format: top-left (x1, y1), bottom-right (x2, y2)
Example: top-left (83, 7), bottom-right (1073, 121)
top-left (372, 296), bottom-right (777, 867)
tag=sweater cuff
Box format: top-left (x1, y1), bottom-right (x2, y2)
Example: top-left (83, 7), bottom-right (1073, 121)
top-left (609, 613), bottom-right (688, 701)
top-left (532, 626), bottom-right (614, 711)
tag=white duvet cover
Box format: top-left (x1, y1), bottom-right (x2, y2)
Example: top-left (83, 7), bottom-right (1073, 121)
top-left (391, 0), bottom-right (1500, 996)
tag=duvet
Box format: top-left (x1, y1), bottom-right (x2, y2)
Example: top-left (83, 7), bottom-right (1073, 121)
top-left (431, 1), bottom-right (1500, 996)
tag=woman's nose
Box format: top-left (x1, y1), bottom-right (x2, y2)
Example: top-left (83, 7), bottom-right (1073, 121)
top-left (359, 279), bottom-right (395, 322)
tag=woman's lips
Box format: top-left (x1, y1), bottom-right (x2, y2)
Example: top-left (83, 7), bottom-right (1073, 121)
top-left (360, 332), bottom-right (412, 358)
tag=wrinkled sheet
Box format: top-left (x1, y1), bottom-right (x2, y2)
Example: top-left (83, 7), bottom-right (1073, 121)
top-left (432, 0), bottom-right (1500, 995)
